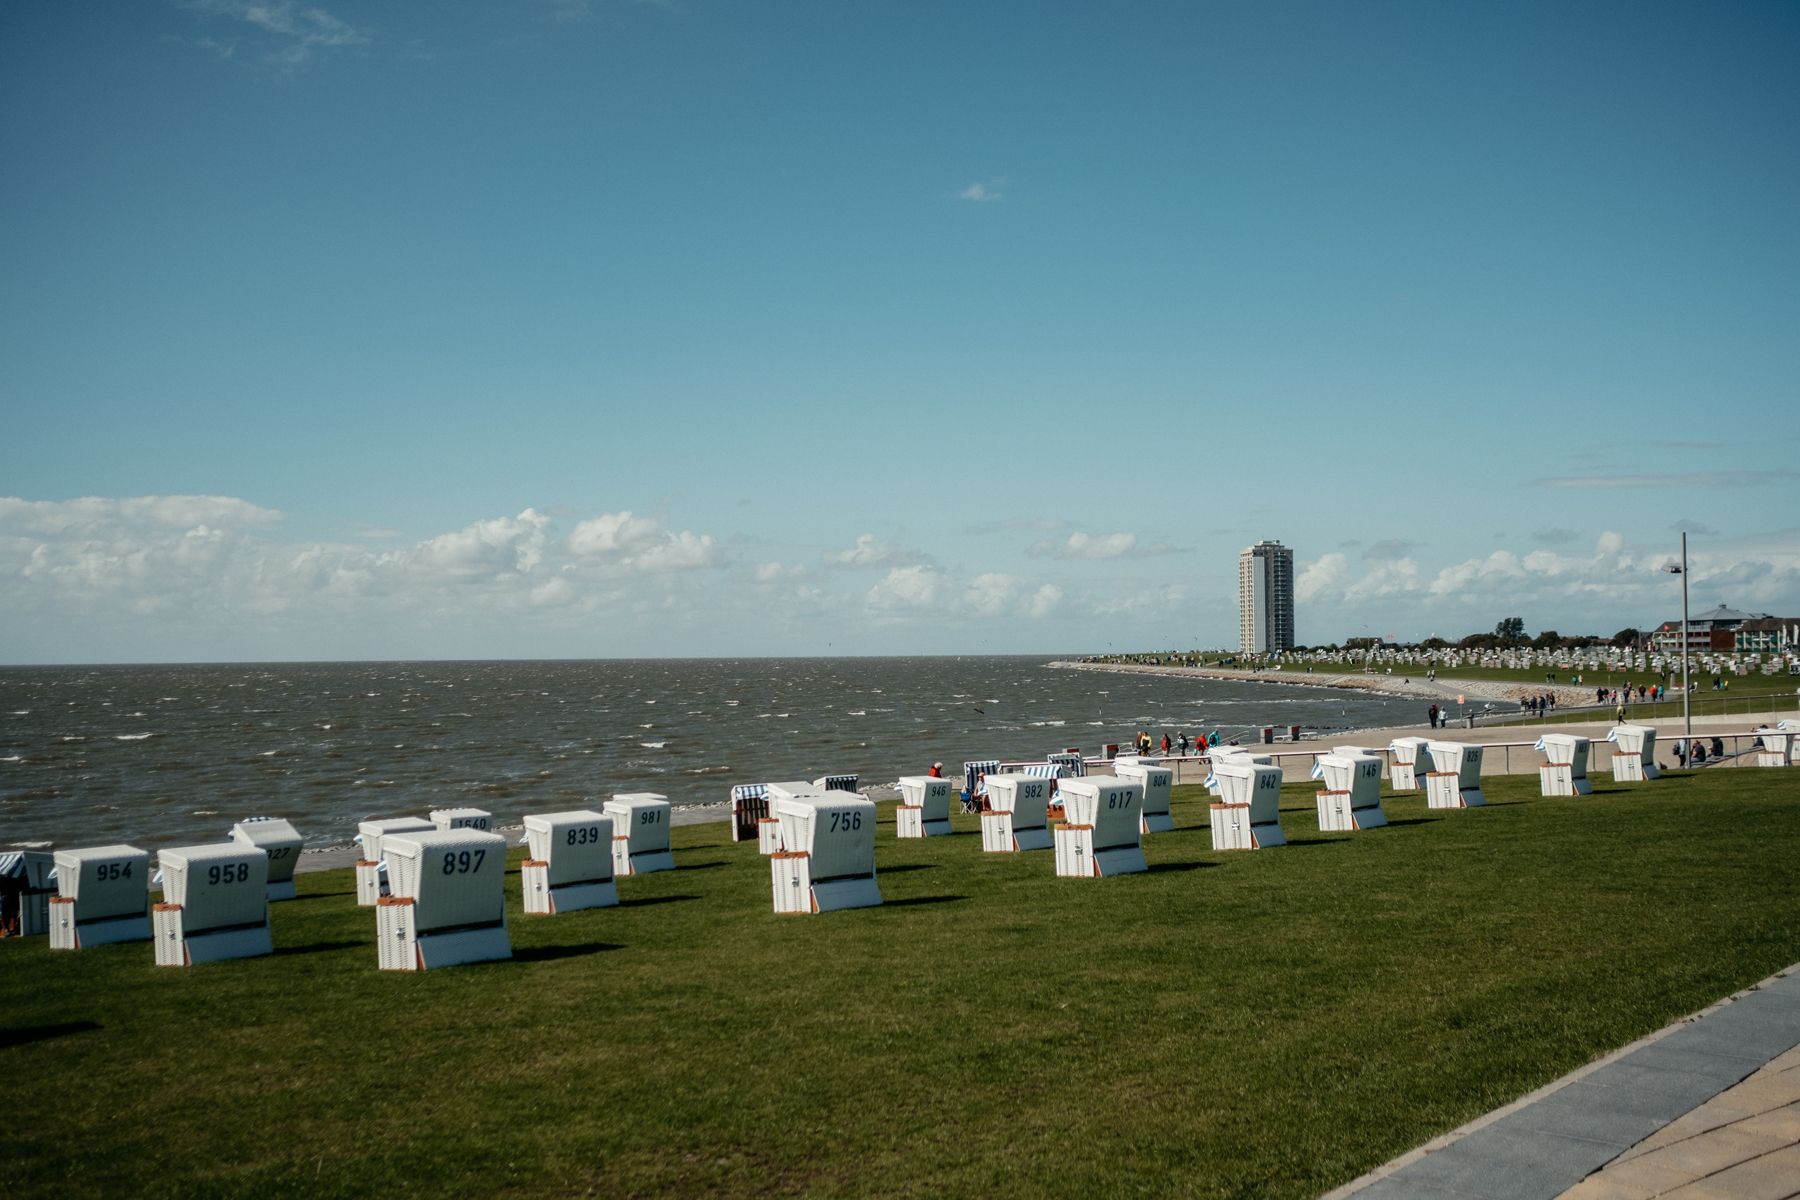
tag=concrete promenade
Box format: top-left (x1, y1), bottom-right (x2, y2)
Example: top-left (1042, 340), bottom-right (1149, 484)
top-left (1330, 965), bottom-right (1800, 1200)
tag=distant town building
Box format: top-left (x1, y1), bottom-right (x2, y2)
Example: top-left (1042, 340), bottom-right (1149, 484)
top-left (1238, 540), bottom-right (1294, 656)
top-left (1649, 605), bottom-right (1799, 653)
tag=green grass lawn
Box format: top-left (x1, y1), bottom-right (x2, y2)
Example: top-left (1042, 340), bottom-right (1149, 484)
top-left (6, 770), bottom-right (1800, 1198)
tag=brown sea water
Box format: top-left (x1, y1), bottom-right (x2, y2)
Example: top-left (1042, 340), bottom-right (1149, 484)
top-left (0, 656), bottom-right (1412, 851)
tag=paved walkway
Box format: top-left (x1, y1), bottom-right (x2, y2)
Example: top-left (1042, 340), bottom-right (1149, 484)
top-left (1330, 965), bottom-right (1800, 1200)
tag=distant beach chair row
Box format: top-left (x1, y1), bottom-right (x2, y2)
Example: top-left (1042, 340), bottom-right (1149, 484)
top-left (12, 720), bottom-right (1784, 966)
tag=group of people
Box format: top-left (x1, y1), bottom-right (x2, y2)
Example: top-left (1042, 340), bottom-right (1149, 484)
top-left (1132, 729), bottom-right (1214, 757)
top-left (1674, 737), bottom-right (1728, 767)
top-left (1519, 693), bottom-right (1557, 717)
top-left (1598, 683), bottom-right (1668, 706)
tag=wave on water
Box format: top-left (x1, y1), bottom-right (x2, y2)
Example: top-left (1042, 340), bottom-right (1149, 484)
top-left (1, 755), bottom-right (21, 763)
top-left (115, 733), bottom-right (155, 741)
top-left (640, 741), bottom-right (666, 749)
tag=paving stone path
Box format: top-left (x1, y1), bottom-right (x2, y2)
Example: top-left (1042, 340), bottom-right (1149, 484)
top-left (1331, 966), bottom-right (1800, 1200)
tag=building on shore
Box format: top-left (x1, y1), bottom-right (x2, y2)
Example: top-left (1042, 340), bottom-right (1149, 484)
top-left (1650, 605), bottom-right (1799, 653)
top-left (1238, 540), bottom-right (1294, 656)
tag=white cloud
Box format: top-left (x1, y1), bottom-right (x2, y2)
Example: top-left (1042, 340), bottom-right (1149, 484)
top-left (867, 565), bottom-right (943, 611)
top-left (185, 0), bottom-right (369, 67)
top-left (416, 509), bottom-right (549, 579)
top-left (568, 511), bottom-right (661, 556)
top-left (566, 511), bottom-right (718, 574)
top-left (1538, 470), bottom-right (1799, 490)
top-left (0, 495), bottom-right (281, 536)
top-left (1027, 531), bottom-right (1180, 561)
top-left (754, 561), bottom-right (806, 583)
top-left (958, 182), bottom-right (1002, 202)
top-left (827, 533), bottom-right (905, 568)
top-left (629, 530), bottom-right (717, 574)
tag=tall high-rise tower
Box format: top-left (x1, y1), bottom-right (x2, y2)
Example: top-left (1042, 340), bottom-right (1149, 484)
top-left (1238, 540), bottom-right (1295, 655)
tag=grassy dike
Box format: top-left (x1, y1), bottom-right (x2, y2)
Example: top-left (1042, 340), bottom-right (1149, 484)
top-left (6, 771), bottom-right (1799, 1198)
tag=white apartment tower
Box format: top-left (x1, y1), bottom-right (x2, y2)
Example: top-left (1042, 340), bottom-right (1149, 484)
top-left (1238, 540), bottom-right (1295, 656)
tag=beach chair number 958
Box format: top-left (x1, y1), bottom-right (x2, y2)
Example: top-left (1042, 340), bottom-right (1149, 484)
top-left (826, 811), bottom-right (863, 833)
top-left (441, 849), bottom-right (487, 875)
top-left (206, 863), bottom-right (251, 886)
top-left (566, 826), bottom-right (602, 845)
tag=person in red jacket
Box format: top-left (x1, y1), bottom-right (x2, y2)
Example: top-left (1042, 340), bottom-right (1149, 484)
top-left (927, 761), bottom-right (943, 778)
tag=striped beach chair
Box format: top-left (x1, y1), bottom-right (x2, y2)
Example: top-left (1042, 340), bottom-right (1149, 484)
top-left (729, 783), bottom-right (769, 843)
top-left (962, 760), bottom-right (1000, 813)
top-left (813, 774), bottom-right (859, 793)
top-left (1045, 752), bottom-right (1085, 778)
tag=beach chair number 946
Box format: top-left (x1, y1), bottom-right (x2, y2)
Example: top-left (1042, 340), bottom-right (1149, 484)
top-left (566, 826), bottom-right (602, 845)
top-left (827, 811), bottom-right (863, 833)
top-left (441, 849), bottom-right (487, 875)
top-left (206, 863), bottom-right (250, 886)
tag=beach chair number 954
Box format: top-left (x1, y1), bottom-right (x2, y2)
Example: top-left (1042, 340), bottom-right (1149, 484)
top-left (95, 862), bottom-right (134, 881)
top-left (565, 826), bottom-right (602, 845)
top-left (826, 811), bottom-right (864, 833)
top-left (206, 863), bottom-right (251, 886)
top-left (441, 849), bottom-right (487, 875)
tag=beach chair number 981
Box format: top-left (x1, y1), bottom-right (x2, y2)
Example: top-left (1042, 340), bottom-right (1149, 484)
top-left (441, 849), bottom-right (487, 875)
top-left (206, 863), bottom-right (251, 886)
top-left (826, 811), bottom-right (863, 833)
top-left (566, 826), bottom-right (602, 845)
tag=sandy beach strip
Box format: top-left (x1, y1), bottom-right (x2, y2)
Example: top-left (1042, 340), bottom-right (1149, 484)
top-left (1047, 659), bottom-right (1596, 707)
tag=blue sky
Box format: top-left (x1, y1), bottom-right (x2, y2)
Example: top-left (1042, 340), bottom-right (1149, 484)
top-left (2, 0), bottom-right (1797, 662)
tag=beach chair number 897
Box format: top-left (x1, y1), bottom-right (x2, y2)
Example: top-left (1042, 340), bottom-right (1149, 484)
top-left (442, 849), bottom-right (487, 875)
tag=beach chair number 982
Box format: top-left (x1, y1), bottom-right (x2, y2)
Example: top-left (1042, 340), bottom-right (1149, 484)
top-left (827, 811), bottom-right (863, 833)
top-left (441, 849), bottom-right (487, 875)
top-left (566, 826), bottom-right (602, 845)
top-left (206, 863), bottom-right (251, 886)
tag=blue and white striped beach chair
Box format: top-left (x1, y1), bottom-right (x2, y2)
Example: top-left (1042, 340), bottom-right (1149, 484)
top-left (729, 783), bottom-right (769, 843)
top-left (1045, 752), bottom-right (1085, 778)
top-left (962, 760), bottom-right (1000, 812)
top-left (813, 774), bottom-right (859, 793)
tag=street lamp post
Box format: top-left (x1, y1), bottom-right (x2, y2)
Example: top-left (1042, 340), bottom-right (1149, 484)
top-left (1662, 534), bottom-right (1691, 752)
